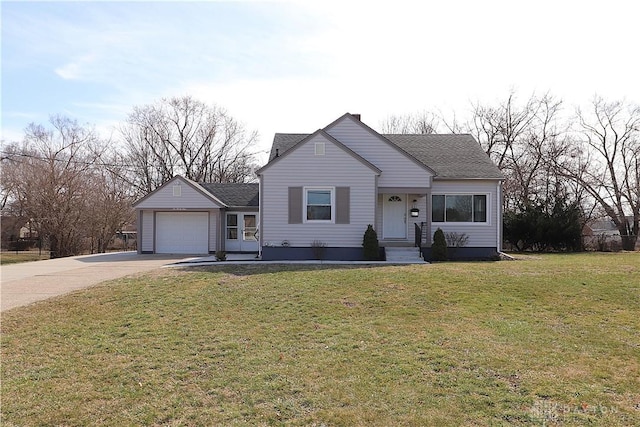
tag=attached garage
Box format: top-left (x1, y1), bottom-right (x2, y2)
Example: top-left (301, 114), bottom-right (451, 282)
top-left (155, 212), bottom-right (209, 254)
top-left (133, 176), bottom-right (260, 255)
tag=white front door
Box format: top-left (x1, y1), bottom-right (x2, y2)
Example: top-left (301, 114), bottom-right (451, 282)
top-left (383, 194), bottom-right (407, 239)
top-left (225, 213), bottom-right (259, 252)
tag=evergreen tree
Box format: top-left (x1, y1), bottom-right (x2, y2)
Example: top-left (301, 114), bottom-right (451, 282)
top-left (432, 228), bottom-right (448, 261)
top-left (362, 225), bottom-right (380, 260)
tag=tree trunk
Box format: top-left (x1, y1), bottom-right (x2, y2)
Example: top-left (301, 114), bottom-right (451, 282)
top-left (49, 235), bottom-right (59, 259)
top-left (620, 232), bottom-right (638, 251)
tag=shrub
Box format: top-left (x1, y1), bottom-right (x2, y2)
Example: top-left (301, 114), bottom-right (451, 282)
top-left (444, 232), bottom-right (469, 248)
top-left (444, 231), bottom-right (468, 258)
top-left (432, 228), bottom-right (448, 261)
top-left (362, 225), bottom-right (380, 260)
top-left (503, 197), bottom-right (583, 252)
top-left (311, 240), bottom-right (327, 260)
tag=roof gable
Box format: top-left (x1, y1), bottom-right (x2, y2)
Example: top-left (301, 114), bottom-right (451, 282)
top-left (257, 129), bottom-right (381, 175)
top-left (324, 113), bottom-right (436, 175)
top-left (133, 176), bottom-right (226, 209)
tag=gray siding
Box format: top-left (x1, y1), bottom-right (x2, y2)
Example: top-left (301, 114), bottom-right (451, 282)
top-left (260, 133), bottom-right (377, 248)
top-left (141, 210), bottom-right (154, 252)
top-left (430, 180), bottom-right (501, 248)
top-left (208, 210), bottom-right (218, 253)
top-left (326, 117), bottom-right (432, 188)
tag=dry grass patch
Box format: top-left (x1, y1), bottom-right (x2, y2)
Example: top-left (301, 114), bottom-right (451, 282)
top-left (0, 251), bottom-right (49, 265)
top-left (2, 253), bottom-right (639, 426)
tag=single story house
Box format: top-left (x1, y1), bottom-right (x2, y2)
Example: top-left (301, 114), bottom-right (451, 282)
top-left (133, 113), bottom-right (504, 260)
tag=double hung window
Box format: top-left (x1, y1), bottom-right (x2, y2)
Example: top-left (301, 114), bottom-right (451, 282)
top-left (305, 188), bottom-right (333, 222)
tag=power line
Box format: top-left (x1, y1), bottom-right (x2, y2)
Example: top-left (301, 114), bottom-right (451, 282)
top-left (1, 150), bottom-right (140, 172)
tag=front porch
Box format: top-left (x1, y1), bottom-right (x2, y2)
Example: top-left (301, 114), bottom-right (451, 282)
top-left (377, 192), bottom-right (430, 248)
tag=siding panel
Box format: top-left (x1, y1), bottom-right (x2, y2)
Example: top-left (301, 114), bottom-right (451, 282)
top-left (141, 210), bottom-right (154, 252)
top-left (260, 134), bottom-right (377, 248)
top-left (209, 210), bottom-right (218, 253)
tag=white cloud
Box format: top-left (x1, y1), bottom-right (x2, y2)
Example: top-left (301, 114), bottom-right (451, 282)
top-left (54, 54), bottom-right (98, 80)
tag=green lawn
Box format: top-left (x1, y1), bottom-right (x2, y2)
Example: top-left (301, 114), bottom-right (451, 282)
top-left (0, 251), bottom-right (50, 265)
top-left (1, 253), bottom-right (639, 426)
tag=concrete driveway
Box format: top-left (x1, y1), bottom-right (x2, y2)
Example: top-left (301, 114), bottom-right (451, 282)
top-left (1, 252), bottom-right (190, 312)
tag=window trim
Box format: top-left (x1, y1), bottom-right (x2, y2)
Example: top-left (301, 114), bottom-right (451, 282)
top-left (431, 193), bottom-right (490, 225)
top-left (303, 187), bottom-right (335, 223)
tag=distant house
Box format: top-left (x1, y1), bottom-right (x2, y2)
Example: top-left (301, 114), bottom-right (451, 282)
top-left (583, 217), bottom-right (639, 251)
top-left (1, 216), bottom-right (38, 249)
top-left (133, 113), bottom-right (504, 260)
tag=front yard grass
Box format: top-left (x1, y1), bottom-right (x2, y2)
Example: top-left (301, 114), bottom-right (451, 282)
top-left (1, 252), bottom-right (639, 425)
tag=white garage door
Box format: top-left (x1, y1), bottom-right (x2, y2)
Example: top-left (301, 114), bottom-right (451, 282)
top-left (155, 212), bottom-right (209, 254)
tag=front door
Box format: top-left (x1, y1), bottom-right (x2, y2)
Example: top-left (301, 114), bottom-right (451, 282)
top-left (225, 213), bottom-right (258, 252)
top-left (383, 194), bottom-right (407, 239)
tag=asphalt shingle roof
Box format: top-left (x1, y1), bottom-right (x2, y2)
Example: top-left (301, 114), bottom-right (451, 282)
top-left (200, 183), bottom-right (259, 207)
top-left (270, 133), bottom-right (503, 180)
top-left (385, 134), bottom-right (504, 179)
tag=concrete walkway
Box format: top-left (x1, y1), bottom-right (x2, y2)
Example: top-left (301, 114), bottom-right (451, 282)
top-left (0, 252), bottom-right (187, 312)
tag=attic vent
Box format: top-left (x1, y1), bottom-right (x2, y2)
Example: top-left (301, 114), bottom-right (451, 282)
top-left (173, 184), bottom-right (182, 197)
top-left (315, 142), bottom-right (325, 156)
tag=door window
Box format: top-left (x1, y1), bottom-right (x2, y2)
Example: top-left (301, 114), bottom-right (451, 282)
top-left (243, 215), bottom-right (257, 241)
top-left (226, 214), bottom-right (238, 239)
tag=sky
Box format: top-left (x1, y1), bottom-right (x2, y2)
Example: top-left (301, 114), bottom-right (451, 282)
top-left (2, 0), bottom-right (639, 163)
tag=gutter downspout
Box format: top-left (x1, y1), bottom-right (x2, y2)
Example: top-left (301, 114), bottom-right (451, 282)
top-left (258, 174), bottom-right (263, 259)
top-left (498, 180), bottom-right (503, 253)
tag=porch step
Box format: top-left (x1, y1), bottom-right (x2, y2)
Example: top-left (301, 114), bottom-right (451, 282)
top-left (384, 247), bottom-right (425, 263)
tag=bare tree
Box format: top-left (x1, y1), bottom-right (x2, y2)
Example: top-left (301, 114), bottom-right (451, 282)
top-left (120, 96), bottom-right (259, 196)
top-left (556, 97), bottom-right (640, 250)
top-left (462, 92), bottom-right (576, 211)
top-left (3, 116), bottom-right (99, 257)
top-left (1, 115), bottom-right (135, 258)
top-left (380, 110), bottom-right (440, 134)
top-left (85, 148), bottom-right (135, 253)
top-left (391, 92), bottom-right (570, 211)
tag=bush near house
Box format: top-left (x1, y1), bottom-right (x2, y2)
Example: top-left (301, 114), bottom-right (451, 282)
top-left (362, 224), bottom-right (380, 261)
top-left (431, 228), bottom-right (448, 261)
